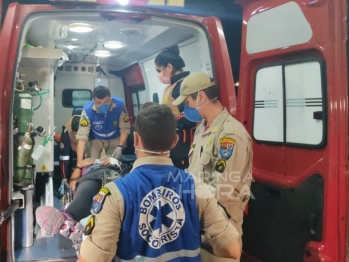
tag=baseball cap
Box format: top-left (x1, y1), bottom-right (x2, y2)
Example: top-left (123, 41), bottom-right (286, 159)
top-left (172, 72), bottom-right (215, 106)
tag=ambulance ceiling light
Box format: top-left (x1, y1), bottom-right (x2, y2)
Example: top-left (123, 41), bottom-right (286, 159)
top-left (71, 38), bottom-right (78, 41)
top-left (68, 23), bottom-right (94, 33)
top-left (104, 41), bottom-right (123, 49)
top-left (94, 50), bottom-right (111, 57)
top-left (118, 0), bottom-right (129, 5)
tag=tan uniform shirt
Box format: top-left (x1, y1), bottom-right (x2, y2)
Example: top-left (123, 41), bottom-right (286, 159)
top-left (62, 115), bottom-right (80, 152)
top-left (187, 108), bottom-right (253, 247)
top-left (80, 156), bottom-right (239, 262)
top-left (76, 102), bottom-right (131, 141)
top-left (162, 80), bottom-right (182, 117)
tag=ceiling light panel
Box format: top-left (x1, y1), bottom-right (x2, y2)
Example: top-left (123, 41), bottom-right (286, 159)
top-left (94, 50), bottom-right (111, 57)
top-left (104, 41), bottom-right (123, 49)
top-left (68, 23), bottom-right (94, 33)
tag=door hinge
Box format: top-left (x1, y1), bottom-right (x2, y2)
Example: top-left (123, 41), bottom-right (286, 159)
top-left (0, 200), bottom-right (20, 225)
top-left (0, 191), bottom-right (24, 225)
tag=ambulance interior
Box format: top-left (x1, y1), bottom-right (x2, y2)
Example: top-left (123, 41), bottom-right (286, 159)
top-left (11, 11), bottom-right (213, 261)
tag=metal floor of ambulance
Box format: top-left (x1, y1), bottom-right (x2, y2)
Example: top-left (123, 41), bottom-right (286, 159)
top-left (15, 181), bottom-right (78, 262)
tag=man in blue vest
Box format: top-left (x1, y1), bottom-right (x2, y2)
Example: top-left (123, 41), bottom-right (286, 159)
top-left (78, 104), bottom-right (241, 262)
top-left (76, 86), bottom-right (130, 162)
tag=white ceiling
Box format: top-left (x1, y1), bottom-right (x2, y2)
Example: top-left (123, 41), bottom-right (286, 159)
top-left (25, 14), bottom-right (199, 70)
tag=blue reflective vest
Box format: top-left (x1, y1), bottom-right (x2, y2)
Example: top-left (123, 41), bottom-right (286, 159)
top-left (115, 164), bottom-right (201, 261)
top-left (84, 96), bottom-right (123, 140)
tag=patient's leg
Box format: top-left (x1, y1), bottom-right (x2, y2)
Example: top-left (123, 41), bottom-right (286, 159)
top-left (35, 179), bottom-right (102, 240)
top-left (66, 179), bottom-right (102, 221)
top-left (36, 206), bottom-right (83, 240)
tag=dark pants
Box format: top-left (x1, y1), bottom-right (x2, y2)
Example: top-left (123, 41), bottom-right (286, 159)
top-left (66, 179), bottom-right (102, 221)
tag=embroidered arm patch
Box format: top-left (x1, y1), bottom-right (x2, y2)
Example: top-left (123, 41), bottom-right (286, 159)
top-left (84, 215), bottom-right (95, 235)
top-left (123, 115), bottom-right (130, 122)
top-left (80, 113), bottom-right (89, 127)
top-left (91, 187), bottom-right (111, 214)
top-left (215, 159), bottom-right (226, 173)
top-left (80, 119), bottom-right (88, 127)
top-left (219, 137), bottom-right (236, 159)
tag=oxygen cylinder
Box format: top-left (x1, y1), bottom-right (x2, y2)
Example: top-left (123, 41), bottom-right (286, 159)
top-left (13, 92), bottom-right (33, 132)
top-left (13, 88), bottom-right (34, 187)
top-left (14, 123), bottom-right (34, 186)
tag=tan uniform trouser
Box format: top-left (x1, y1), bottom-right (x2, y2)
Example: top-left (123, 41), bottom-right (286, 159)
top-left (200, 248), bottom-right (239, 262)
top-left (201, 234), bottom-right (241, 262)
top-left (89, 138), bottom-right (120, 159)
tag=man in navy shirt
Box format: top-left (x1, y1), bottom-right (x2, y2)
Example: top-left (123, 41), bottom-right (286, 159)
top-left (76, 86), bottom-right (130, 162)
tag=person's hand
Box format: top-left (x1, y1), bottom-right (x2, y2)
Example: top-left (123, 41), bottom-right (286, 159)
top-left (77, 158), bottom-right (95, 168)
top-left (69, 180), bottom-right (77, 192)
top-left (100, 157), bottom-right (111, 166)
top-left (112, 146), bottom-right (123, 160)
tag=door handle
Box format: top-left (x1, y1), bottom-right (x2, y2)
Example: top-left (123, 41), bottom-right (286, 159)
top-left (313, 111), bottom-right (323, 120)
top-left (266, 187), bottom-right (281, 197)
top-left (308, 213), bottom-right (316, 236)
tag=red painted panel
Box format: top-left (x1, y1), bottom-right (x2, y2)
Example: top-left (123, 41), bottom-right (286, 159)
top-left (0, 3), bottom-right (23, 260)
top-left (236, 0), bottom-right (348, 260)
top-left (0, 0), bottom-right (2, 27)
top-left (201, 16), bottom-right (237, 115)
top-left (124, 64), bottom-right (144, 87)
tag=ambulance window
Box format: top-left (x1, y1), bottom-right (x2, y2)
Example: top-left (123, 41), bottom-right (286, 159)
top-left (253, 60), bottom-right (325, 147)
top-left (285, 62), bottom-right (324, 145)
top-left (138, 90), bottom-right (147, 110)
top-left (62, 89), bottom-right (92, 108)
top-left (253, 65), bottom-right (284, 142)
top-left (131, 86), bottom-right (147, 117)
top-left (132, 92), bottom-right (139, 116)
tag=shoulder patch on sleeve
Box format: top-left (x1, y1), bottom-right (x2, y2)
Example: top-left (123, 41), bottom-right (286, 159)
top-left (219, 137), bottom-right (235, 159)
top-left (80, 119), bottom-right (88, 127)
top-left (83, 215), bottom-right (95, 235)
top-left (123, 115), bottom-right (130, 123)
top-left (91, 187), bottom-right (111, 214)
top-left (215, 159), bottom-right (226, 173)
top-left (82, 112), bottom-right (89, 120)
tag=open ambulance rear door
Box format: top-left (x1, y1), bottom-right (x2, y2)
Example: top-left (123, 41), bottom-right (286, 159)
top-left (236, 0), bottom-right (348, 261)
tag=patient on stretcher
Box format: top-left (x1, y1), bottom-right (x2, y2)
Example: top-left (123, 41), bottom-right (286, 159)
top-left (36, 157), bottom-right (121, 240)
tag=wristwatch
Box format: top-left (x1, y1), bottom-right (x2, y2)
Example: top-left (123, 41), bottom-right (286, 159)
top-left (74, 165), bottom-right (82, 171)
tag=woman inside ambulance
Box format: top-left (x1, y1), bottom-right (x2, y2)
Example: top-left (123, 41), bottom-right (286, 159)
top-left (155, 45), bottom-right (197, 170)
top-left (59, 115), bottom-right (81, 182)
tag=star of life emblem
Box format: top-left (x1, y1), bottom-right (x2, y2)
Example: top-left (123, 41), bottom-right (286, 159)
top-left (139, 186), bottom-right (185, 249)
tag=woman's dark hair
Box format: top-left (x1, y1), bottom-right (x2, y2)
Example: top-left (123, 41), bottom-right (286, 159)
top-left (155, 45), bottom-right (185, 73)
